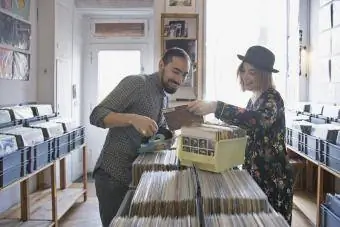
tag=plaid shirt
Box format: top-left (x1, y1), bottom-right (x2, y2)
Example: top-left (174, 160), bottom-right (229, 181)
top-left (90, 73), bottom-right (168, 186)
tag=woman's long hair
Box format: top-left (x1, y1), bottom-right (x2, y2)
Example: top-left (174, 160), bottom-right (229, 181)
top-left (237, 62), bottom-right (275, 92)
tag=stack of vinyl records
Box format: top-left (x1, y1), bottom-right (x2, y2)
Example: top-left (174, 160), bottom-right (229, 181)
top-left (0, 110), bottom-right (12, 125)
top-left (204, 212), bottom-right (289, 226)
top-left (181, 123), bottom-right (247, 142)
top-left (131, 149), bottom-right (180, 187)
top-left (129, 169), bottom-right (197, 217)
top-left (23, 104), bottom-right (53, 117)
top-left (0, 126), bottom-right (44, 147)
top-left (110, 213), bottom-right (289, 227)
top-left (110, 216), bottom-right (199, 227)
top-left (49, 117), bottom-right (78, 132)
top-left (0, 106), bottom-right (34, 120)
top-left (196, 169), bottom-right (270, 215)
top-left (27, 121), bottom-right (64, 139)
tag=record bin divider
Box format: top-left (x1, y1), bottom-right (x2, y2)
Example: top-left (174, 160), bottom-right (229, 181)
top-left (192, 165), bottom-right (205, 227)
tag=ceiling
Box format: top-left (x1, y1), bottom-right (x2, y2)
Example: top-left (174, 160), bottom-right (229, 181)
top-left (75, 0), bottom-right (154, 8)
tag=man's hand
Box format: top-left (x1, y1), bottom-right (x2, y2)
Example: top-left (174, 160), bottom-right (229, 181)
top-left (130, 114), bottom-right (158, 137)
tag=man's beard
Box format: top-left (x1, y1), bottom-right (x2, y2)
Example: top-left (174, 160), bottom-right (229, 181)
top-left (160, 70), bottom-right (179, 94)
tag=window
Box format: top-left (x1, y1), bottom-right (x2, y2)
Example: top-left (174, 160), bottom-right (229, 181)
top-left (205, 0), bottom-right (288, 106)
top-left (94, 22), bottom-right (145, 37)
top-left (91, 19), bottom-right (148, 39)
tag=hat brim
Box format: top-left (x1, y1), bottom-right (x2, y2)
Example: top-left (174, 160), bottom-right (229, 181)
top-left (237, 54), bottom-right (279, 73)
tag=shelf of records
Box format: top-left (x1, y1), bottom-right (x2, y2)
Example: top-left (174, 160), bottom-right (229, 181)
top-left (0, 8), bottom-right (31, 81)
top-left (0, 103), bottom-right (85, 189)
top-left (161, 13), bottom-right (198, 88)
top-left (111, 168), bottom-right (290, 227)
top-left (285, 102), bottom-right (340, 174)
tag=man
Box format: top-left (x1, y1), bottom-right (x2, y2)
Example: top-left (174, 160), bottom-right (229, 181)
top-left (89, 47), bottom-right (191, 227)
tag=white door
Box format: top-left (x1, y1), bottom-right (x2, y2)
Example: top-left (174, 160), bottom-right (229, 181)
top-left (56, 58), bottom-right (72, 119)
top-left (83, 44), bottom-right (150, 171)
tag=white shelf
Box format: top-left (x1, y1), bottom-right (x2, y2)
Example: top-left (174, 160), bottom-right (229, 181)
top-left (0, 44), bottom-right (31, 55)
top-left (0, 8), bottom-right (31, 24)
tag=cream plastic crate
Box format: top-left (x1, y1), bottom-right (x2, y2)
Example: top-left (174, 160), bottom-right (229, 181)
top-left (176, 135), bottom-right (247, 173)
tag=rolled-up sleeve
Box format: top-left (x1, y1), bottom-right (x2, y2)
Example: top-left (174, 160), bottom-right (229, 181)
top-left (89, 75), bottom-right (145, 128)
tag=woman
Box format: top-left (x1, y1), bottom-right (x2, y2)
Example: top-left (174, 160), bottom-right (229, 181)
top-left (188, 45), bottom-right (294, 225)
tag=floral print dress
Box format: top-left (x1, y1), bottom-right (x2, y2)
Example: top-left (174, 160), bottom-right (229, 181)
top-left (214, 88), bottom-right (294, 225)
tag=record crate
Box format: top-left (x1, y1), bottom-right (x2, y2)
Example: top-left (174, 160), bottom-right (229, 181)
top-left (176, 135), bottom-right (247, 173)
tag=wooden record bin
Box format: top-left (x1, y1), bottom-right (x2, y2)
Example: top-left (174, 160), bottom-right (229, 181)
top-left (176, 135), bottom-right (247, 173)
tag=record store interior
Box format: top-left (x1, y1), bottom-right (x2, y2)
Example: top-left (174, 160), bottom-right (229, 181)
top-left (1, 0), bottom-right (340, 226)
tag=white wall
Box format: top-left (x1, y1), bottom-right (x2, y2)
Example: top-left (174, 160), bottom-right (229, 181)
top-left (0, 0), bottom-right (38, 213)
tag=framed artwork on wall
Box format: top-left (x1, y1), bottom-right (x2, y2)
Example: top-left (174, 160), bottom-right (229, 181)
top-left (12, 51), bottom-right (29, 80)
top-left (0, 8), bottom-right (31, 81)
top-left (0, 47), bottom-right (13, 79)
top-left (0, 0), bottom-right (31, 21)
top-left (165, 0), bottom-right (196, 13)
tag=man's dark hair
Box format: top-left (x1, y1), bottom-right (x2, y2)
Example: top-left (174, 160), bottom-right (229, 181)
top-left (161, 47), bottom-right (191, 65)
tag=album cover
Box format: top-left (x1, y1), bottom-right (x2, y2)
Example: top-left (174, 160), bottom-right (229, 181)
top-left (163, 105), bottom-right (203, 131)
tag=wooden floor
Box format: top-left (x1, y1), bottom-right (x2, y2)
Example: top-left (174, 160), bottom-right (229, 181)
top-left (59, 183), bottom-right (313, 227)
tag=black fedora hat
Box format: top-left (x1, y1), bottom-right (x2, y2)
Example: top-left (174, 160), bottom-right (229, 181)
top-left (237, 46), bottom-right (279, 73)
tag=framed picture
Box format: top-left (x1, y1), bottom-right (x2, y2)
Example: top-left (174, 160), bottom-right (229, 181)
top-left (0, 47), bottom-right (13, 80)
top-left (12, 51), bottom-right (29, 80)
top-left (165, 0), bottom-right (196, 13)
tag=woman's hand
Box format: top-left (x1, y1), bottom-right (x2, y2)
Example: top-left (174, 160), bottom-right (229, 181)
top-left (187, 100), bottom-right (218, 116)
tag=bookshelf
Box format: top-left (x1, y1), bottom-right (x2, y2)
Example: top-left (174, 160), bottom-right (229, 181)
top-left (160, 13), bottom-right (199, 102)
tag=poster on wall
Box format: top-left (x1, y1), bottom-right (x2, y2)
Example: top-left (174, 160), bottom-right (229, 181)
top-left (0, 47), bottom-right (13, 79)
top-left (0, 0), bottom-right (12, 10)
top-left (0, 0), bottom-right (30, 21)
top-left (13, 19), bottom-right (31, 50)
top-left (165, 0), bottom-right (196, 13)
top-left (0, 12), bottom-right (15, 46)
top-left (12, 51), bottom-right (29, 80)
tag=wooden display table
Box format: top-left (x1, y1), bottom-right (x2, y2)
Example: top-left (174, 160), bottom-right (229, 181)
top-left (0, 145), bottom-right (87, 227)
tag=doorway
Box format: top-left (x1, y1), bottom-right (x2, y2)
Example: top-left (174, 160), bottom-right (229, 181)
top-left (82, 43), bottom-right (150, 171)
